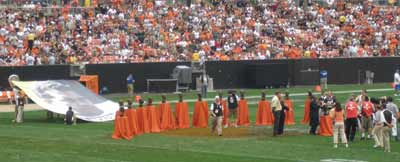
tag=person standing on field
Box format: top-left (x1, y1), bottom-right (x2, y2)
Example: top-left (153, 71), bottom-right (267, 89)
top-left (210, 96), bottom-right (223, 136)
top-left (271, 91), bottom-right (283, 136)
top-left (385, 97), bottom-right (399, 141)
top-left (126, 74), bottom-right (135, 96)
top-left (394, 69), bottom-right (400, 96)
top-left (345, 96), bottom-right (359, 142)
top-left (331, 103), bottom-right (348, 148)
top-left (361, 96), bottom-right (374, 140)
top-left (227, 90), bottom-right (239, 128)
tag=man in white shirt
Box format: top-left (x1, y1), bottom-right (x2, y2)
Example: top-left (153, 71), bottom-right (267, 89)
top-left (394, 69), bottom-right (400, 96)
top-left (271, 92), bottom-right (282, 136)
top-left (372, 103), bottom-right (383, 148)
top-left (380, 108), bottom-right (396, 152)
top-left (386, 97), bottom-right (399, 141)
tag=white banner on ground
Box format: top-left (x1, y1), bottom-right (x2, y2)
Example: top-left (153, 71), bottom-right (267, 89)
top-left (13, 80), bottom-right (118, 122)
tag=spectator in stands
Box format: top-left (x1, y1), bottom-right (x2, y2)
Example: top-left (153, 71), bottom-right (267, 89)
top-left (1, 1), bottom-right (400, 66)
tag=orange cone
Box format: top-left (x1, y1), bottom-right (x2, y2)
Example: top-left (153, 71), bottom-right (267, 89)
top-left (315, 85), bottom-right (321, 92)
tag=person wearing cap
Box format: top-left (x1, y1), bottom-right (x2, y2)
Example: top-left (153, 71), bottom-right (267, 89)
top-left (210, 96), bottom-right (223, 136)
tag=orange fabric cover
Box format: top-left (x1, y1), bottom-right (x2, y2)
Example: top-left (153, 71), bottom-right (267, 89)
top-left (318, 115), bottom-right (333, 136)
top-left (136, 107), bottom-right (150, 134)
top-left (125, 109), bottom-right (140, 136)
top-left (221, 100), bottom-right (230, 125)
top-left (147, 105), bottom-right (161, 133)
top-left (158, 103), bottom-right (176, 131)
top-left (256, 100), bottom-right (274, 126)
top-left (284, 99), bottom-right (295, 125)
top-left (174, 102), bottom-right (190, 129)
top-left (301, 98), bottom-right (311, 124)
top-left (112, 112), bottom-right (133, 140)
top-left (237, 100), bottom-right (250, 126)
top-left (192, 101), bottom-right (209, 128)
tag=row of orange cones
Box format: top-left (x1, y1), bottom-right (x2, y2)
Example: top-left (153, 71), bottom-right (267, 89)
top-left (113, 97), bottom-right (325, 140)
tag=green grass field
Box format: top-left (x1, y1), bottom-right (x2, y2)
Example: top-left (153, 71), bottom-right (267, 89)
top-left (1, 83), bottom-right (399, 162)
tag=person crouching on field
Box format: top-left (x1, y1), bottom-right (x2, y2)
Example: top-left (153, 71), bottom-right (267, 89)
top-left (331, 103), bottom-right (348, 148)
top-left (211, 96), bottom-right (223, 136)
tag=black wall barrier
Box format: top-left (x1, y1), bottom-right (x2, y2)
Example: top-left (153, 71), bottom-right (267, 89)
top-left (0, 65), bottom-right (72, 89)
top-left (205, 60), bottom-right (291, 89)
top-left (1, 58), bottom-right (399, 93)
top-left (318, 57), bottom-right (400, 85)
top-left (85, 62), bottom-right (191, 93)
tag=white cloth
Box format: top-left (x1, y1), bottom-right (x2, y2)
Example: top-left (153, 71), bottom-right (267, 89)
top-left (394, 72), bottom-right (400, 84)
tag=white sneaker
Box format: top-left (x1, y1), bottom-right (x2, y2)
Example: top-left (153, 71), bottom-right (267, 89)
top-left (345, 144), bottom-right (349, 148)
top-left (224, 125), bottom-right (228, 128)
top-left (373, 144), bottom-right (380, 148)
top-left (334, 144), bottom-right (338, 148)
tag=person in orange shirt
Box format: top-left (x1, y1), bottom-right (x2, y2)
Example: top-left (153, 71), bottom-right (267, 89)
top-left (174, 94), bottom-right (190, 129)
top-left (158, 95), bottom-right (175, 131)
top-left (331, 103), bottom-right (348, 148)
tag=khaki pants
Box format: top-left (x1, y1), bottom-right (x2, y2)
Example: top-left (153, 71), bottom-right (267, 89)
top-left (212, 116), bottom-right (223, 135)
top-left (372, 125), bottom-right (383, 146)
top-left (127, 84), bottom-right (134, 95)
top-left (382, 126), bottom-right (391, 152)
top-left (333, 122), bottom-right (347, 144)
top-left (362, 116), bottom-right (373, 135)
top-left (16, 105), bottom-right (24, 123)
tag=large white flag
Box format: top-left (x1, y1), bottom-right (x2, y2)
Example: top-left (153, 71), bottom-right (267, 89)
top-left (13, 80), bottom-right (118, 122)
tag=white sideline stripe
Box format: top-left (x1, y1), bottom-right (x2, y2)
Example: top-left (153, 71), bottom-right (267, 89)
top-left (150, 88), bottom-right (393, 104)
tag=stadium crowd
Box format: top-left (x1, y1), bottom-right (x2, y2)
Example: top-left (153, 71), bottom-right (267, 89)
top-left (1, 0), bottom-right (400, 65)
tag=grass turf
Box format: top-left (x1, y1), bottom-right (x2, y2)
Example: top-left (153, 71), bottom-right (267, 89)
top-left (0, 83), bottom-right (399, 162)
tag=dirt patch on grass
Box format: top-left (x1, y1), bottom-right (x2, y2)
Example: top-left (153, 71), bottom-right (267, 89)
top-left (160, 126), bottom-right (305, 138)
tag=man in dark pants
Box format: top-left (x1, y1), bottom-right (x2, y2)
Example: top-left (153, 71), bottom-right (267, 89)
top-left (271, 92), bottom-right (282, 136)
top-left (278, 99), bottom-right (288, 135)
top-left (309, 95), bottom-right (320, 135)
top-left (227, 90), bottom-right (239, 127)
top-left (345, 97), bottom-right (359, 142)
